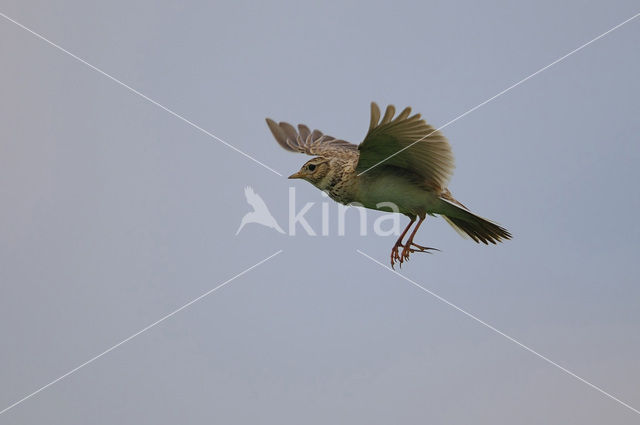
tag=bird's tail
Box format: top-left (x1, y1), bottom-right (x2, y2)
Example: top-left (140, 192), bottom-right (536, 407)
top-left (437, 193), bottom-right (511, 244)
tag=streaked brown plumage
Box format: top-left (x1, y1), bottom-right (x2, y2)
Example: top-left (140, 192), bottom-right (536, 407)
top-left (267, 102), bottom-right (511, 267)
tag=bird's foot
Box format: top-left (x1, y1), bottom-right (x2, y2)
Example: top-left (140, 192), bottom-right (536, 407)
top-left (390, 246), bottom-right (410, 269)
top-left (390, 243), bottom-right (404, 269)
top-left (391, 243), bottom-right (440, 268)
top-left (400, 244), bottom-right (412, 265)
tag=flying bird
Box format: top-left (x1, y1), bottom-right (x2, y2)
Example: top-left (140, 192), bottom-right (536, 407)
top-left (266, 102), bottom-right (511, 268)
top-left (236, 186), bottom-right (285, 235)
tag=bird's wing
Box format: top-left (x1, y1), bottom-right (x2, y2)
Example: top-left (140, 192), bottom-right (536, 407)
top-left (244, 186), bottom-right (270, 212)
top-left (356, 102), bottom-right (455, 190)
top-left (266, 118), bottom-right (358, 158)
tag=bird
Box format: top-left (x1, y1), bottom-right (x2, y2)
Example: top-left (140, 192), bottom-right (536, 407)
top-left (266, 102), bottom-right (511, 268)
top-left (236, 186), bottom-right (285, 235)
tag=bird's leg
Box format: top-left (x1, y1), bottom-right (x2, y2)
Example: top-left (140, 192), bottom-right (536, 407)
top-left (400, 216), bottom-right (426, 264)
top-left (390, 218), bottom-right (415, 269)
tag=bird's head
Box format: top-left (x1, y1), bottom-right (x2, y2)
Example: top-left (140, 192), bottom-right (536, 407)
top-left (288, 157), bottom-right (331, 188)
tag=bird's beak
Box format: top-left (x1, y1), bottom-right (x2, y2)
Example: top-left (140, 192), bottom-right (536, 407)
top-left (288, 171), bottom-right (303, 179)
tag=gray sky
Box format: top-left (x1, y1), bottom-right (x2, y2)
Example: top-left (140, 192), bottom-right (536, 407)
top-left (1, 1), bottom-right (639, 424)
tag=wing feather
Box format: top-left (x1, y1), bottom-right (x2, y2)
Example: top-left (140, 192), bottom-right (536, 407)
top-left (356, 102), bottom-right (455, 190)
top-left (266, 118), bottom-right (358, 158)
top-left (298, 124), bottom-right (311, 143)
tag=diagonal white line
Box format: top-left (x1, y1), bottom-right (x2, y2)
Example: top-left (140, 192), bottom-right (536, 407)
top-left (356, 249), bottom-right (640, 416)
top-left (0, 250), bottom-right (283, 416)
top-left (358, 11), bottom-right (640, 176)
top-left (0, 11), bottom-right (283, 177)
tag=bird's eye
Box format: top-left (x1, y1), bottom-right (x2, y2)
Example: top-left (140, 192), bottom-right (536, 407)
top-left (307, 164), bottom-right (316, 171)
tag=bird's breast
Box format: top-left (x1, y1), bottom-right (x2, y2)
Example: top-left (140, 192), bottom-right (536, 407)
top-left (316, 165), bottom-right (359, 205)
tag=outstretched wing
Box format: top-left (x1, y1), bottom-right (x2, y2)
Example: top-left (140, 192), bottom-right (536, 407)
top-left (266, 118), bottom-right (358, 158)
top-left (356, 102), bottom-right (455, 190)
top-left (244, 186), bottom-right (270, 212)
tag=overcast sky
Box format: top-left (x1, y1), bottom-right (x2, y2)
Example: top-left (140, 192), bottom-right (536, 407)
top-left (1, 1), bottom-right (639, 424)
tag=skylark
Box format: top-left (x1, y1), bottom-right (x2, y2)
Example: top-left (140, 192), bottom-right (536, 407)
top-left (267, 102), bottom-right (511, 268)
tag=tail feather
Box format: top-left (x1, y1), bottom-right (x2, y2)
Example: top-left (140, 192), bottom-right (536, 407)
top-left (438, 196), bottom-right (511, 244)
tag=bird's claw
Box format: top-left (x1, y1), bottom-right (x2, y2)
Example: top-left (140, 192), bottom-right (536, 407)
top-left (390, 243), bottom-right (403, 269)
top-left (401, 245), bottom-right (412, 264)
top-left (390, 243), bottom-right (440, 268)
top-left (390, 244), bottom-right (412, 269)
